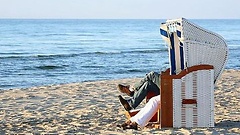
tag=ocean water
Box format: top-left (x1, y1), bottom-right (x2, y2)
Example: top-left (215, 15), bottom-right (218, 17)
top-left (0, 19), bottom-right (239, 90)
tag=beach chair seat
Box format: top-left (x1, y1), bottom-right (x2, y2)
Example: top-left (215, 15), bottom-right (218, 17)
top-left (158, 18), bottom-right (228, 128)
top-left (125, 91), bottom-right (159, 123)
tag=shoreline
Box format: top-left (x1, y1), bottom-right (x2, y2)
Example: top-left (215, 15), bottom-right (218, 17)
top-left (2, 69), bottom-right (239, 91)
top-left (0, 70), bottom-right (239, 134)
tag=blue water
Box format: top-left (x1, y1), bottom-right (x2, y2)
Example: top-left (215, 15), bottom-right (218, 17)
top-left (0, 19), bottom-right (240, 90)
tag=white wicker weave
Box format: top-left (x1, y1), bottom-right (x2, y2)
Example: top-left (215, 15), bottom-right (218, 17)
top-left (173, 69), bottom-right (214, 127)
top-left (160, 18), bottom-right (228, 82)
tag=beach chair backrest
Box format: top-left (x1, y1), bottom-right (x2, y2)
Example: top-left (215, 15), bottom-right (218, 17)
top-left (160, 18), bottom-right (228, 82)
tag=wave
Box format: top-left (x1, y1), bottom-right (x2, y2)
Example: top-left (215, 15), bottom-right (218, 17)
top-left (39, 33), bottom-right (96, 37)
top-left (81, 65), bottom-right (105, 68)
top-left (85, 48), bottom-right (167, 55)
top-left (0, 52), bottom-right (31, 55)
top-left (0, 84), bottom-right (15, 89)
top-left (127, 69), bottom-right (143, 73)
top-left (227, 40), bottom-right (240, 45)
top-left (77, 34), bottom-right (95, 37)
top-left (36, 54), bottom-right (79, 58)
top-left (35, 65), bottom-right (67, 70)
top-left (125, 48), bottom-right (167, 54)
top-left (0, 48), bottom-right (167, 60)
top-left (0, 53), bottom-right (79, 59)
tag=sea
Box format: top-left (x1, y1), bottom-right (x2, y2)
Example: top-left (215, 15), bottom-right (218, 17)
top-left (0, 19), bottom-right (240, 90)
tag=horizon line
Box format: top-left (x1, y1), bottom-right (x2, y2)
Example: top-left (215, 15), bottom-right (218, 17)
top-left (0, 18), bottom-right (239, 20)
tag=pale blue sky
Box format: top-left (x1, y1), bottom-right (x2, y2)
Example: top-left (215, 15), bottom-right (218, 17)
top-left (0, 0), bottom-right (239, 19)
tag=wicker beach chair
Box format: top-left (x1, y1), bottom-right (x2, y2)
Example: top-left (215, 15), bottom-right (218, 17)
top-left (125, 18), bottom-right (228, 128)
top-left (159, 18), bottom-right (228, 128)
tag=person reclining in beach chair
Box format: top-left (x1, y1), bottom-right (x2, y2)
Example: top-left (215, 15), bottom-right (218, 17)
top-left (118, 95), bottom-right (160, 130)
top-left (118, 70), bottom-right (165, 111)
top-left (117, 71), bottom-right (166, 130)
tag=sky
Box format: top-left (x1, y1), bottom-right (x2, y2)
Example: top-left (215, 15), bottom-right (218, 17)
top-left (0, 0), bottom-right (240, 19)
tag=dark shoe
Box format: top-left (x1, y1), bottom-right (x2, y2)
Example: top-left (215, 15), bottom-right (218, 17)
top-left (118, 84), bottom-right (134, 97)
top-left (118, 95), bottom-right (132, 111)
top-left (119, 121), bottom-right (138, 130)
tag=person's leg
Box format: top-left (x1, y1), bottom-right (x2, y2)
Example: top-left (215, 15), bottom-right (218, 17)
top-left (128, 80), bottom-right (160, 108)
top-left (118, 71), bottom-right (161, 110)
top-left (130, 95), bottom-right (160, 128)
top-left (134, 71), bottom-right (160, 93)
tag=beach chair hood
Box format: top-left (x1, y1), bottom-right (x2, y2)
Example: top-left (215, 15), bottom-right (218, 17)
top-left (160, 18), bottom-right (228, 83)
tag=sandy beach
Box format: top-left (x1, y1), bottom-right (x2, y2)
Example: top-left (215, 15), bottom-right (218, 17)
top-left (0, 70), bottom-right (239, 134)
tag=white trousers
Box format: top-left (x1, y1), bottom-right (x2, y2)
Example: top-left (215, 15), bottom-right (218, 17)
top-left (130, 95), bottom-right (160, 128)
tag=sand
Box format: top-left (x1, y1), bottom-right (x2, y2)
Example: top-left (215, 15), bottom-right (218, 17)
top-left (0, 70), bottom-right (239, 134)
